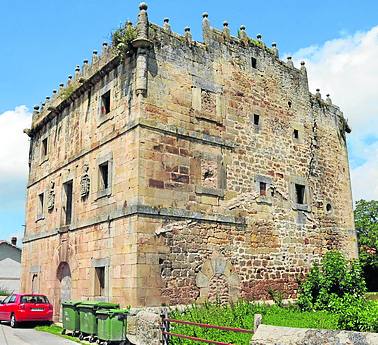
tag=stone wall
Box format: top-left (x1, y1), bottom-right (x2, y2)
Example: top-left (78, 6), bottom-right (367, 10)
top-left (21, 3), bottom-right (357, 314)
top-left (251, 325), bottom-right (378, 345)
top-left (131, 15), bottom-right (357, 304)
top-left (127, 309), bottom-right (162, 345)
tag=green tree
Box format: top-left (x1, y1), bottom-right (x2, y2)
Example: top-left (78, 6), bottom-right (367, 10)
top-left (354, 200), bottom-right (378, 290)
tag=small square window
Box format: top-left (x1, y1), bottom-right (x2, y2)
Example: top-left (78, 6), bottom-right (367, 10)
top-left (42, 138), bottom-right (48, 157)
top-left (293, 129), bottom-right (299, 140)
top-left (101, 90), bottom-right (111, 115)
top-left (259, 182), bottom-right (267, 196)
top-left (251, 57), bottom-right (257, 69)
top-left (95, 267), bottom-right (106, 297)
top-left (295, 184), bottom-right (306, 205)
top-left (99, 162), bottom-right (110, 190)
top-left (254, 114), bottom-right (260, 126)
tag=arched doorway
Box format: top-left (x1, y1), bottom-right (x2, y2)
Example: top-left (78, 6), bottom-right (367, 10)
top-left (56, 262), bottom-right (72, 320)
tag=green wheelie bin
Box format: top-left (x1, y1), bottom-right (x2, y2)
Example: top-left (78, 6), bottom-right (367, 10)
top-left (61, 301), bottom-right (82, 336)
top-left (96, 309), bottom-right (129, 345)
top-left (77, 301), bottom-right (119, 343)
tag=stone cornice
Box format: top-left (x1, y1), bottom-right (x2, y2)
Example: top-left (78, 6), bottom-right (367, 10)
top-left (23, 204), bottom-right (246, 243)
top-left (30, 54), bottom-right (121, 134)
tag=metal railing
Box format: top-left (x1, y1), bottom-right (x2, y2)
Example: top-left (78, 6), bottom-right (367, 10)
top-left (161, 311), bottom-right (253, 345)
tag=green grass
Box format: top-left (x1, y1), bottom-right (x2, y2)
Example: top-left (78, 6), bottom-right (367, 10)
top-left (366, 292), bottom-right (378, 301)
top-left (35, 325), bottom-right (83, 344)
top-left (168, 302), bottom-right (339, 345)
top-left (262, 305), bottom-right (339, 329)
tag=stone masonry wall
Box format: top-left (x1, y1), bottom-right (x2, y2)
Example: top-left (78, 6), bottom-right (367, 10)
top-left (21, 216), bottom-right (140, 319)
top-left (21, 3), bottom-right (357, 313)
top-left (132, 19), bottom-right (357, 304)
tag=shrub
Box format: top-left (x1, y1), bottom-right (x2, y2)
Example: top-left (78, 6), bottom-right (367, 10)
top-left (268, 287), bottom-right (284, 307)
top-left (0, 286), bottom-right (10, 296)
top-left (298, 251), bottom-right (378, 332)
top-left (328, 294), bottom-right (378, 332)
top-left (298, 251), bottom-right (366, 311)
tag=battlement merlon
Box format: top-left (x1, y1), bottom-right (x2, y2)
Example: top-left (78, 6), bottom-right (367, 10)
top-left (24, 2), bottom-right (349, 136)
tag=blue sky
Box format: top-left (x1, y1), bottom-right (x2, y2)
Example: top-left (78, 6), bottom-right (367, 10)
top-left (1, 0), bottom-right (378, 241)
top-left (2, 0), bottom-right (378, 112)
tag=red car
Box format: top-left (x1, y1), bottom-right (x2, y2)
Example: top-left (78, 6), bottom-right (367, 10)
top-left (0, 293), bottom-right (53, 327)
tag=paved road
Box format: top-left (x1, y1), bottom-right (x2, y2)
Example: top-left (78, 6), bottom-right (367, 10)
top-left (0, 322), bottom-right (77, 345)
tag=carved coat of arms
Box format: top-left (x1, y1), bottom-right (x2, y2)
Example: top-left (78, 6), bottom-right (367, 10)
top-left (80, 164), bottom-right (90, 199)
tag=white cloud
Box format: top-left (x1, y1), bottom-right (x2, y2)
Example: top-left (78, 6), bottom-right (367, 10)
top-left (0, 106), bottom-right (31, 241)
top-left (290, 26), bottom-right (378, 201)
top-left (0, 106), bottom-right (32, 180)
top-left (351, 142), bottom-right (378, 201)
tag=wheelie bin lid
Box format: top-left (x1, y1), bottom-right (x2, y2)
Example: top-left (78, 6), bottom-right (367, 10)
top-left (96, 308), bottom-right (130, 316)
top-left (62, 300), bottom-right (82, 307)
top-left (77, 301), bottom-right (119, 309)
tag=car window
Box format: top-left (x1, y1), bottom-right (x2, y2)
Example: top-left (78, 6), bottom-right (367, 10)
top-left (2, 296), bottom-right (11, 304)
top-left (9, 295), bottom-right (16, 303)
top-left (20, 295), bottom-right (49, 304)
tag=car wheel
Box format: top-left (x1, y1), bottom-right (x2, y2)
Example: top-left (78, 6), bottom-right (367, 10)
top-left (78, 333), bottom-right (84, 340)
top-left (10, 314), bottom-right (17, 328)
top-left (89, 335), bottom-right (96, 343)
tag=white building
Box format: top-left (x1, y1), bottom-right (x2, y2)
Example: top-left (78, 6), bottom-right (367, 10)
top-left (0, 238), bottom-right (22, 293)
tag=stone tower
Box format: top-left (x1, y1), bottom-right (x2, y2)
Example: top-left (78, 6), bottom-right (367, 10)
top-left (21, 3), bottom-right (357, 317)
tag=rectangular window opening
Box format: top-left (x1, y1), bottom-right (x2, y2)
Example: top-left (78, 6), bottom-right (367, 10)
top-left (63, 180), bottom-right (73, 225)
top-left (295, 184), bottom-right (306, 205)
top-left (32, 274), bottom-right (39, 294)
top-left (254, 114), bottom-right (260, 126)
top-left (95, 267), bottom-right (105, 297)
top-left (101, 90), bottom-right (111, 115)
top-left (42, 138), bottom-right (48, 157)
top-left (293, 129), bottom-right (299, 139)
top-left (251, 57), bottom-right (257, 69)
top-left (259, 182), bottom-right (267, 196)
top-left (38, 193), bottom-right (44, 218)
top-left (86, 89), bottom-right (92, 115)
top-left (99, 162), bottom-right (110, 190)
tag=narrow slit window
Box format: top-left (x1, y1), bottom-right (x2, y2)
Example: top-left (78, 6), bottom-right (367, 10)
top-left (95, 267), bottom-right (106, 296)
top-left (63, 180), bottom-right (73, 225)
top-left (86, 89), bottom-right (92, 116)
top-left (295, 184), bottom-right (306, 205)
top-left (38, 193), bottom-right (44, 218)
top-left (259, 182), bottom-right (267, 196)
top-left (101, 90), bottom-right (111, 115)
top-left (42, 138), bottom-right (48, 157)
top-left (99, 162), bottom-right (110, 190)
top-left (251, 57), bottom-right (257, 69)
top-left (254, 114), bottom-right (260, 126)
top-left (293, 129), bottom-right (299, 139)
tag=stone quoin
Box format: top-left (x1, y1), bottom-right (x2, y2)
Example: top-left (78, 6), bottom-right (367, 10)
top-left (21, 3), bottom-right (357, 319)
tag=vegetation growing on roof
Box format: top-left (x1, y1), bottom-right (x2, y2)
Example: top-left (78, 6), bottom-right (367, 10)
top-left (112, 22), bottom-right (137, 59)
top-left (60, 84), bottom-right (76, 101)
